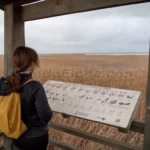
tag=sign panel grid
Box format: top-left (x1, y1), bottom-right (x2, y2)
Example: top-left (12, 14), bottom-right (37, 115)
top-left (44, 80), bottom-right (141, 129)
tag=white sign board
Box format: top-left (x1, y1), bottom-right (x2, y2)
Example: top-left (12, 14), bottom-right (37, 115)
top-left (43, 80), bottom-right (141, 129)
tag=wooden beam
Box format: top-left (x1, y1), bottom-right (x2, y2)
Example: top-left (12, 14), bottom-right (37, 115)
top-left (0, 0), bottom-right (41, 6)
top-left (0, 0), bottom-right (41, 10)
top-left (15, 0), bottom-right (42, 6)
top-left (130, 120), bottom-right (145, 134)
top-left (2, 120), bottom-right (144, 139)
top-left (49, 122), bottom-right (142, 150)
top-left (119, 120), bottom-right (145, 133)
top-left (49, 138), bottom-right (80, 150)
top-left (4, 4), bottom-right (25, 77)
top-left (143, 114), bottom-right (150, 150)
top-left (22, 0), bottom-right (148, 21)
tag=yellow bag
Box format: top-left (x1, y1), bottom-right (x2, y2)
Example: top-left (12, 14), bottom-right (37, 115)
top-left (0, 79), bottom-right (33, 139)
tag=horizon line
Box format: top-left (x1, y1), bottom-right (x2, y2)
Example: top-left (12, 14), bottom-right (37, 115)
top-left (0, 52), bottom-right (149, 56)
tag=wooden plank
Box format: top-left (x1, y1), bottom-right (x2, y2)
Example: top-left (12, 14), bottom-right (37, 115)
top-left (119, 120), bottom-right (145, 133)
top-left (49, 138), bottom-right (80, 150)
top-left (143, 41), bottom-right (150, 150)
top-left (4, 5), bottom-right (14, 149)
top-left (19, 0), bottom-right (41, 5)
top-left (0, 0), bottom-right (41, 6)
top-left (4, 4), bottom-right (25, 77)
top-left (0, 120), bottom-right (143, 139)
top-left (143, 114), bottom-right (150, 150)
top-left (49, 122), bottom-right (142, 150)
top-left (22, 0), bottom-right (148, 21)
top-left (0, 0), bottom-right (41, 10)
top-left (130, 120), bottom-right (145, 134)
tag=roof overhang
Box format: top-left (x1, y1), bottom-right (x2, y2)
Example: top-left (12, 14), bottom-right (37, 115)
top-left (0, 0), bottom-right (41, 10)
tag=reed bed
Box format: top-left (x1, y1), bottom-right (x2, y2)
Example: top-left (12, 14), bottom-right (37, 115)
top-left (0, 55), bottom-right (148, 150)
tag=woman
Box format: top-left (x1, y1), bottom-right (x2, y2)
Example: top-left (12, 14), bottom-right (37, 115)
top-left (10, 46), bottom-right (53, 150)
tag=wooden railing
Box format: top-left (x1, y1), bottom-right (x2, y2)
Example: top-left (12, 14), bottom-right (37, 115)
top-left (0, 120), bottom-right (144, 150)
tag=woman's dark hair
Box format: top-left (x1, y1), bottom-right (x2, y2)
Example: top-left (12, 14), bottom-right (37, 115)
top-left (13, 46), bottom-right (39, 71)
top-left (7, 46), bottom-right (39, 92)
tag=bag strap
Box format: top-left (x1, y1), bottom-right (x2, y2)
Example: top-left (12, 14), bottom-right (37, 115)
top-left (21, 78), bottom-right (34, 87)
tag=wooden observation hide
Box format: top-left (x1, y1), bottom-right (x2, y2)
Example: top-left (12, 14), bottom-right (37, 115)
top-left (0, 0), bottom-right (149, 150)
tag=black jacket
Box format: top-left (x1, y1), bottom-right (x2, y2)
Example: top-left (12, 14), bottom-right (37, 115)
top-left (18, 73), bottom-right (53, 139)
top-left (0, 74), bottom-right (53, 139)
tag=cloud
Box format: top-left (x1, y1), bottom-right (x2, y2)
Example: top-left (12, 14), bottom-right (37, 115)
top-left (0, 3), bottom-right (150, 54)
top-left (25, 2), bottom-right (150, 54)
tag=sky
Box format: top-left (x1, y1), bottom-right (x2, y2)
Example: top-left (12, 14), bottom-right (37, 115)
top-left (0, 2), bottom-right (150, 54)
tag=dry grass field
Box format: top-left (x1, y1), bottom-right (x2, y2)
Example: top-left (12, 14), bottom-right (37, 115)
top-left (0, 54), bottom-right (148, 150)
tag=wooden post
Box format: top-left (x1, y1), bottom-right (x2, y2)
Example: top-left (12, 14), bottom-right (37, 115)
top-left (4, 4), bottom-right (25, 150)
top-left (4, 4), bottom-right (25, 77)
top-left (143, 40), bottom-right (150, 150)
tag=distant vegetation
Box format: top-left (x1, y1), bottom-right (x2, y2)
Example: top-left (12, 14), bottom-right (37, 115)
top-left (0, 54), bottom-right (148, 149)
